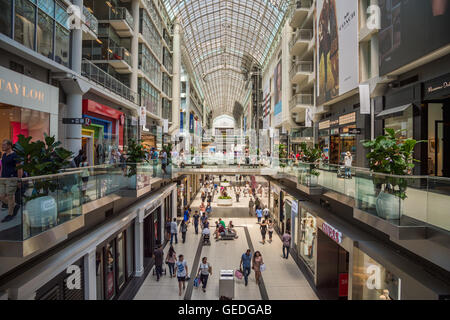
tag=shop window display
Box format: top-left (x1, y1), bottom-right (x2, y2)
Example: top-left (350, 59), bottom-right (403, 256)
top-left (384, 106), bottom-right (413, 139)
top-left (0, 105), bottom-right (50, 144)
top-left (298, 208), bottom-right (317, 274)
top-left (352, 247), bottom-right (401, 300)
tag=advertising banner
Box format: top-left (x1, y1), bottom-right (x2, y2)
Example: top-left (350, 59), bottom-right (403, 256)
top-left (189, 113), bottom-right (194, 133)
top-left (139, 106), bottom-right (146, 127)
top-left (273, 60), bottom-right (283, 127)
top-left (379, 0), bottom-right (450, 76)
top-left (359, 84), bottom-right (371, 114)
top-left (317, 0), bottom-right (358, 105)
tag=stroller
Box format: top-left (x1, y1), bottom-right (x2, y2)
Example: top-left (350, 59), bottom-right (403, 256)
top-left (203, 233), bottom-right (211, 246)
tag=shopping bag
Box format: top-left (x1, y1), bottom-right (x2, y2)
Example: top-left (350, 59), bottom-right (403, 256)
top-left (260, 264), bottom-right (266, 272)
top-left (193, 277), bottom-right (200, 288)
top-left (235, 269), bottom-right (243, 280)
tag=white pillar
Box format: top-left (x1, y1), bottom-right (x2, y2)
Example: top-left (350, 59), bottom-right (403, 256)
top-left (172, 188), bottom-right (177, 218)
top-left (130, 0), bottom-right (140, 95)
top-left (169, 19), bottom-right (181, 136)
top-left (134, 209), bottom-right (145, 277)
top-left (83, 248), bottom-right (97, 300)
top-left (66, 0), bottom-right (83, 155)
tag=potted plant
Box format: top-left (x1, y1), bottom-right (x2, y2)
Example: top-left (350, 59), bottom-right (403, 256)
top-left (126, 139), bottom-right (149, 189)
top-left (299, 142), bottom-right (323, 187)
top-left (279, 144), bottom-right (287, 167)
top-left (14, 134), bottom-right (73, 234)
top-left (362, 128), bottom-right (422, 220)
top-left (217, 195), bottom-right (233, 206)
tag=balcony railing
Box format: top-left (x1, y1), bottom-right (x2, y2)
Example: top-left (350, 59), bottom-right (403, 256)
top-left (109, 7), bottom-right (134, 30)
top-left (289, 29), bottom-right (313, 50)
top-left (290, 61), bottom-right (313, 79)
top-left (81, 59), bottom-right (137, 103)
top-left (108, 46), bottom-right (132, 66)
top-left (83, 6), bottom-right (98, 35)
top-left (289, 93), bottom-right (313, 109)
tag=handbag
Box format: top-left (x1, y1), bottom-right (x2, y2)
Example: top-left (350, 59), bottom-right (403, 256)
top-left (235, 269), bottom-right (243, 280)
top-left (260, 263), bottom-right (266, 272)
top-left (193, 277), bottom-right (200, 288)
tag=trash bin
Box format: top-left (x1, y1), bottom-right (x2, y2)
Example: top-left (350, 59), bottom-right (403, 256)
top-left (219, 270), bottom-right (234, 299)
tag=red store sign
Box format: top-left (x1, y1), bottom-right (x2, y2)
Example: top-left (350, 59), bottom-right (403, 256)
top-left (322, 222), bottom-right (342, 244)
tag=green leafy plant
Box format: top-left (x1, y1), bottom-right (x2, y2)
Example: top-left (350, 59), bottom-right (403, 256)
top-left (218, 196), bottom-right (232, 200)
top-left (300, 142), bottom-right (323, 176)
top-left (126, 139), bottom-right (149, 177)
top-left (14, 134), bottom-right (73, 199)
top-left (362, 128), bottom-right (423, 199)
top-left (278, 144), bottom-right (288, 167)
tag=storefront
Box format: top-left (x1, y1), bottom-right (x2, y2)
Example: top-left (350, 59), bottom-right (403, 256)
top-left (95, 222), bottom-right (135, 300)
top-left (422, 73), bottom-right (450, 177)
top-left (295, 207), bottom-right (317, 277)
top-left (318, 112), bottom-right (357, 165)
top-left (269, 183), bottom-right (282, 232)
top-left (0, 65), bottom-right (58, 144)
top-left (82, 99), bottom-right (125, 165)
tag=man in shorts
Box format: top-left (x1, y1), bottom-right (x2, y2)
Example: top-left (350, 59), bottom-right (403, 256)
top-left (1, 140), bottom-right (22, 223)
top-left (176, 254), bottom-right (189, 296)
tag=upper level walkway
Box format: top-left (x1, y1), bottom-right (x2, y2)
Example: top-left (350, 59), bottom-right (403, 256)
top-left (0, 157), bottom-right (449, 260)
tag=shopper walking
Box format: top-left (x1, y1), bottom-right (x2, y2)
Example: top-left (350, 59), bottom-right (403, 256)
top-left (153, 244), bottom-right (164, 281)
top-left (170, 218), bottom-right (178, 244)
top-left (260, 219), bottom-right (267, 244)
top-left (267, 219), bottom-right (274, 243)
top-left (176, 255), bottom-right (189, 296)
top-left (166, 245), bottom-right (177, 278)
top-left (197, 257), bottom-right (212, 292)
top-left (252, 251), bottom-right (264, 285)
top-left (282, 230), bottom-right (292, 259)
top-left (248, 198), bottom-right (254, 216)
top-left (193, 210), bottom-right (200, 234)
top-left (256, 206), bottom-right (263, 224)
top-left (240, 249), bottom-right (252, 286)
top-left (344, 151), bottom-right (353, 179)
top-left (180, 220), bottom-right (188, 243)
top-left (263, 205), bottom-right (270, 220)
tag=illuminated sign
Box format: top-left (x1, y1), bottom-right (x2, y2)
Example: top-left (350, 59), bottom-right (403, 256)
top-left (339, 112), bottom-right (356, 125)
top-left (322, 222), bottom-right (342, 244)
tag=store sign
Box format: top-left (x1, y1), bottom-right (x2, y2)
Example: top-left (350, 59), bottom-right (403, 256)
top-left (63, 118), bottom-right (91, 125)
top-left (0, 65), bottom-right (58, 113)
top-left (322, 222), bottom-right (342, 244)
top-left (163, 119), bottom-right (168, 133)
top-left (291, 200), bottom-right (298, 217)
top-left (339, 112), bottom-right (356, 125)
top-left (348, 128), bottom-right (362, 135)
top-left (131, 116), bottom-right (138, 126)
top-left (339, 273), bottom-right (349, 297)
top-left (424, 73), bottom-right (450, 100)
top-left (319, 120), bottom-right (330, 130)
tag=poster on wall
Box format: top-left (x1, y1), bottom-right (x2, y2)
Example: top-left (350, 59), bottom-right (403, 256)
top-left (273, 60), bottom-right (283, 127)
top-left (378, 0), bottom-right (450, 76)
top-left (317, 0), bottom-right (358, 105)
top-left (189, 113), bottom-right (194, 133)
top-left (263, 82), bottom-right (271, 129)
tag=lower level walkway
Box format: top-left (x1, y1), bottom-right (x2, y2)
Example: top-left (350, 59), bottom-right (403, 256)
top-left (134, 183), bottom-right (317, 300)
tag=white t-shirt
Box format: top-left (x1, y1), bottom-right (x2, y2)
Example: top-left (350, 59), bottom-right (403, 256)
top-left (344, 155), bottom-right (353, 167)
top-left (176, 260), bottom-right (187, 277)
top-left (202, 228), bottom-right (210, 235)
top-left (199, 262), bottom-right (210, 275)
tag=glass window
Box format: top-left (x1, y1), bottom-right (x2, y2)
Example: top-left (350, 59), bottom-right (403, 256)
top-left (0, 105), bottom-right (50, 144)
top-left (38, 0), bottom-right (54, 17)
top-left (384, 106), bottom-right (413, 139)
top-left (126, 225), bottom-right (134, 278)
top-left (37, 10), bottom-right (53, 59)
top-left (15, 0), bottom-right (36, 49)
top-left (117, 232), bottom-right (125, 289)
top-left (298, 208), bottom-right (317, 274)
top-left (352, 246), bottom-right (401, 300)
top-left (96, 250), bottom-right (104, 300)
top-left (55, 23), bottom-right (69, 67)
top-left (55, 3), bottom-right (67, 27)
top-left (0, 0), bottom-right (12, 37)
top-left (105, 241), bottom-right (116, 300)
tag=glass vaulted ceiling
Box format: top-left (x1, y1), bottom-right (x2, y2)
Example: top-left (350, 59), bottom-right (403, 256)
top-left (163, 0), bottom-right (290, 118)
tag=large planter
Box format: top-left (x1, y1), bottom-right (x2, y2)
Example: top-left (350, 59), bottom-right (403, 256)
top-left (376, 191), bottom-right (403, 220)
top-left (221, 182), bottom-right (230, 187)
top-left (217, 198), bottom-right (233, 206)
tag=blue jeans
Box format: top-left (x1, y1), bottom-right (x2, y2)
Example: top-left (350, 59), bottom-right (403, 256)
top-left (194, 223), bottom-right (199, 234)
top-left (155, 265), bottom-right (162, 280)
top-left (243, 266), bottom-right (251, 285)
top-left (168, 262), bottom-right (175, 277)
top-left (170, 233), bottom-right (178, 244)
top-left (257, 216), bottom-right (262, 223)
top-left (200, 274), bottom-right (209, 289)
top-left (283, 245), bottom-right (290, 259)
top-left (345, 167), bottom-right (351, 178)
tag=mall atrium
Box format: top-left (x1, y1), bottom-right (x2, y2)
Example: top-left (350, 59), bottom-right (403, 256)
top-left (0, 0), bottom-right (449, 302)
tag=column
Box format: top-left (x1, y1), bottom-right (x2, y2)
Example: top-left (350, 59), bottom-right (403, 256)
top-left (172, 188), bottom-right (177, 219)
top-left (169, 19), bottom-right (181, 136)
top-left (130, 0), bottom-right (140, 95)
top-left (134, 209), bottom-right (145, 277)
top-left (66, 0), bottom-right (84, 155)
top-left (83, 248), bottom-right (97, 300)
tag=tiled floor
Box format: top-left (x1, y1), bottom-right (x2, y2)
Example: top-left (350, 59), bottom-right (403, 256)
top-left (134, 180), bottom-right (317, 300)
